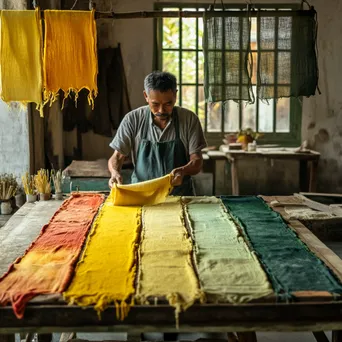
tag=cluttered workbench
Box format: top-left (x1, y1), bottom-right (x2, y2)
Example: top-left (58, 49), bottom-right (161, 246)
top-left (2, 181), bottom-right (342, 342)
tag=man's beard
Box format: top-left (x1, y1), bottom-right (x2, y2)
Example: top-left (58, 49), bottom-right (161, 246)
top-left (154, 112), bottom-right (171, 121)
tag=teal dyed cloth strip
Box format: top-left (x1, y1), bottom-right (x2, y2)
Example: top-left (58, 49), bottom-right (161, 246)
top-left (221, 196), bottom-right (342, 299)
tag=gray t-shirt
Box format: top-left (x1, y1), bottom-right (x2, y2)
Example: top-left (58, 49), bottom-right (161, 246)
top-left (109, 105), bottom-right (207, 165)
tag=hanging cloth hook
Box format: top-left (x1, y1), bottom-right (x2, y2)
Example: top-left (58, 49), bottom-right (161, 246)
top-left (301, 0), bottom-right (312, 10)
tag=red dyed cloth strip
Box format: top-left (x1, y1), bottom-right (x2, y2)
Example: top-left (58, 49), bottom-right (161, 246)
top-left (0, 193), bottom-right (104, 318)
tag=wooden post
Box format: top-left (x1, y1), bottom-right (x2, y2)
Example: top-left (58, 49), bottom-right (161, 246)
top-left (313, 331), bottom-right (329, 342)
top-left (0, 335), bottom-right (15, 342)
top-left (227, 332), bottom-right (238, 342)
top-left (230, 158), bottom-right (240, 195)
top-left (236, 332), bottom-right (257, 342)
top-left (37, 334), bottom-right (52, 342)
top-left (309, 160), bottom-right (318, 192)
top-left (333, 331), bottom-right (342, 342)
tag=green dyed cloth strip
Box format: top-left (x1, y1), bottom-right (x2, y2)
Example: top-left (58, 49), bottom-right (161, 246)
top-left (184, 197), bottom-right (273, 303)
top-left (221, 196), bottom-right (342, 298)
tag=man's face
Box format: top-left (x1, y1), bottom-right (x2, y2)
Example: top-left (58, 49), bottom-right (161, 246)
top-left (143, 89), bottom-right (177, 121)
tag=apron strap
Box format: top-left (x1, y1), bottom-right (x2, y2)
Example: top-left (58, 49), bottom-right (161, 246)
top-left (173, 108), bottom-right (180, 140)
top-left (142, 108), bottom-right (151, 140)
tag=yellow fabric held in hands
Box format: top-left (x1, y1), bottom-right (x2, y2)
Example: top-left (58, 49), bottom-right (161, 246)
top-left (43, 10), bottom-right (98, 108)
top-left (137, 197), bottom-right (203, 326)
top-left (64, 199), bottom-right (141, 320)
top-left (0, 9), bottom-right (43, 115)
top-left (110, 174), bottom-right (172, 206)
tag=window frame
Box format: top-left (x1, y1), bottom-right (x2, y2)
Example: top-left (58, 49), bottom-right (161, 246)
top-left (154, 2), bottom-right (302, 147)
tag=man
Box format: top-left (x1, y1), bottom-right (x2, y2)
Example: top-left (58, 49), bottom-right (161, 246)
top-left (108, 71), bottom-right (207, 195)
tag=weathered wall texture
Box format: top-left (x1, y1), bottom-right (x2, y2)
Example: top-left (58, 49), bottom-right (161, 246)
top-left (0, 0), bottom-right (30, 181)
top-left (55, 0), bottom-right (342, 194)
top-left (302, 0), bottom-right (342, 193)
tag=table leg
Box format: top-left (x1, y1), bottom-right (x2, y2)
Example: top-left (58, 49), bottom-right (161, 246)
top-left (299, 160), bottom-right (308, 191)
top-left (211, 159), bottom-right (216, 196)
top-left (0, 335), bottom-right (15, 342)
top-left (313, 331), bottom-right (329, 342)
top-left (332, 331), bottom-right (342, 342)
top-left (236, 332), bottom-right (257, 342)
top-left (227, 332), bottom-right (238, 342)
top-left (230, 158), bottom-right (239, 196)
top-left (309, 160), bottom-right (319, 192)
top-left (37, 334), bottom-right (52, 342)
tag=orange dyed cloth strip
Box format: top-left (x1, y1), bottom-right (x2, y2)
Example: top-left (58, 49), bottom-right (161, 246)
top-left (43, 10), bottom-right (98, 107)
top-left (0, 193), bottom-right (104, 319)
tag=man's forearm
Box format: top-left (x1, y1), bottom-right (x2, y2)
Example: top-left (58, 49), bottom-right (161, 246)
top-left (108, 151), bottom-right (125, 175)
top-left (182, 154), bottom-right (203, 176)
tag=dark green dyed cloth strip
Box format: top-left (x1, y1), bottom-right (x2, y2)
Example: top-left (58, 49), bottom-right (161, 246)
top-left (221, 196), bottom-right (342, 299)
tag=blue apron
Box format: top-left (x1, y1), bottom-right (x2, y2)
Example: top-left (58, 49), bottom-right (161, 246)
top-left (131, 108), bottom-right (194, 196)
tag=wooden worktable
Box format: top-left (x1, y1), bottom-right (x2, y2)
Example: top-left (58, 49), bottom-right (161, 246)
top-left (209, 147), bottom-right (320, 196)
top-left (1, 198), bottom-right (342, 340)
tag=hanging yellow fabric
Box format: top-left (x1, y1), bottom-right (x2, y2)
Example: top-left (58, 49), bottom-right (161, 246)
top-left (43, 10), bottom-right (98, 108)
top-left (109, 174), bottom-right (172, 206)
top-left (136, 197), bottom-right (203, 326)
top-left (0, 9), bottom-right (43, 114)
top-left (64, 199), bottom-right (141, 320)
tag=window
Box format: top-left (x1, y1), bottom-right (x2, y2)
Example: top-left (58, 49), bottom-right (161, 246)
top-left (155, 3), bottom-right (302, 146)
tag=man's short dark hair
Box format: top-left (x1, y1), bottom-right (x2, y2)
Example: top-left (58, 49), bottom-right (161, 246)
top-left (144, 71), bottom-right (177, 94)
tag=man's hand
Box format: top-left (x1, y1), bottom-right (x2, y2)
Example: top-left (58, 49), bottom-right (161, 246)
top-left (108, 171), bottom-right (123, 188)
top-left (170, 167), bottom-right (185, 187)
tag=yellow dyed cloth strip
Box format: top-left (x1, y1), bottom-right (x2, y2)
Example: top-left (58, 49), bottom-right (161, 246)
top-left (43, 10), bottom-right (98, 107)
top-left (184, 197), bottom-right (273, 303)
top-left (137, 197), bottom-right (202, 323)
top-left (110, 174), bottom-right (172, 206)
top-left (1, 9), bottom-right (43, 112)
top-left (64, 199), bottom-right (141, 320)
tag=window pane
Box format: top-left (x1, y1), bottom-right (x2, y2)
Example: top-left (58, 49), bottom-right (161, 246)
top-left (163, 18), bottom-right (179, 49)
top-left (182, 51), bottom-right (197, 83)
top-left (250, 17), bottom-right (257, 50)
top-left (162, 51), bottom-right (179, 79)
top-left (198, 86), bottom-right (205, 128)
top-left (225, 52), bottom-right (240, 84)
top-left (260, 17), bottom-right (275, 50)
top-left (175, 84), bottom-right (181, 106)
top-left (242, 87), bottom-right (256, 130)
top-left (198, 51), bottom-right (204, 84)
top-left (224, 16), bottom-right (240, 50)
top-left (207, 51), bottom-right (223, 84)
top-left (278, 52), bottom-right (291, 84)
top-left (207, 102), bottom-right (222, 132)
top-left (198, 17), bottom-right (204, 48)
top-left (278, 17), bottom-right (292, 50)
top-left (277, 86), bottom-right (290, 97)
top-left (258, 99), bottom-right (274, 132)
top-left (224, 101), bottom-right (239, 132)
top-left (182, 12), bottom-right (197, 49)
top-left (276, 97), bottom-right (290, 132)
top-left (182, 85), bottom-right (196, 114)
top-left (259, 52), bottom-right (274, 84)
top-left (251, 52), bottom-right (257, 84)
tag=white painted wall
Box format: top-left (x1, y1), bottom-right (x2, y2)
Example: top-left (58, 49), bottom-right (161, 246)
top-left (0, 0), bottom-right (30, 182)
top-left (0, 103), bottom-right (30, 181)
top-left (302, 0), bottom-right (342, 192)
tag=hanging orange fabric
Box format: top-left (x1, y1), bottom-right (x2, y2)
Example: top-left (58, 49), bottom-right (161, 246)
top-left (0, 194), bottom-right (104, 319)
top-left (43, 10), bottom-right (98, 108)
